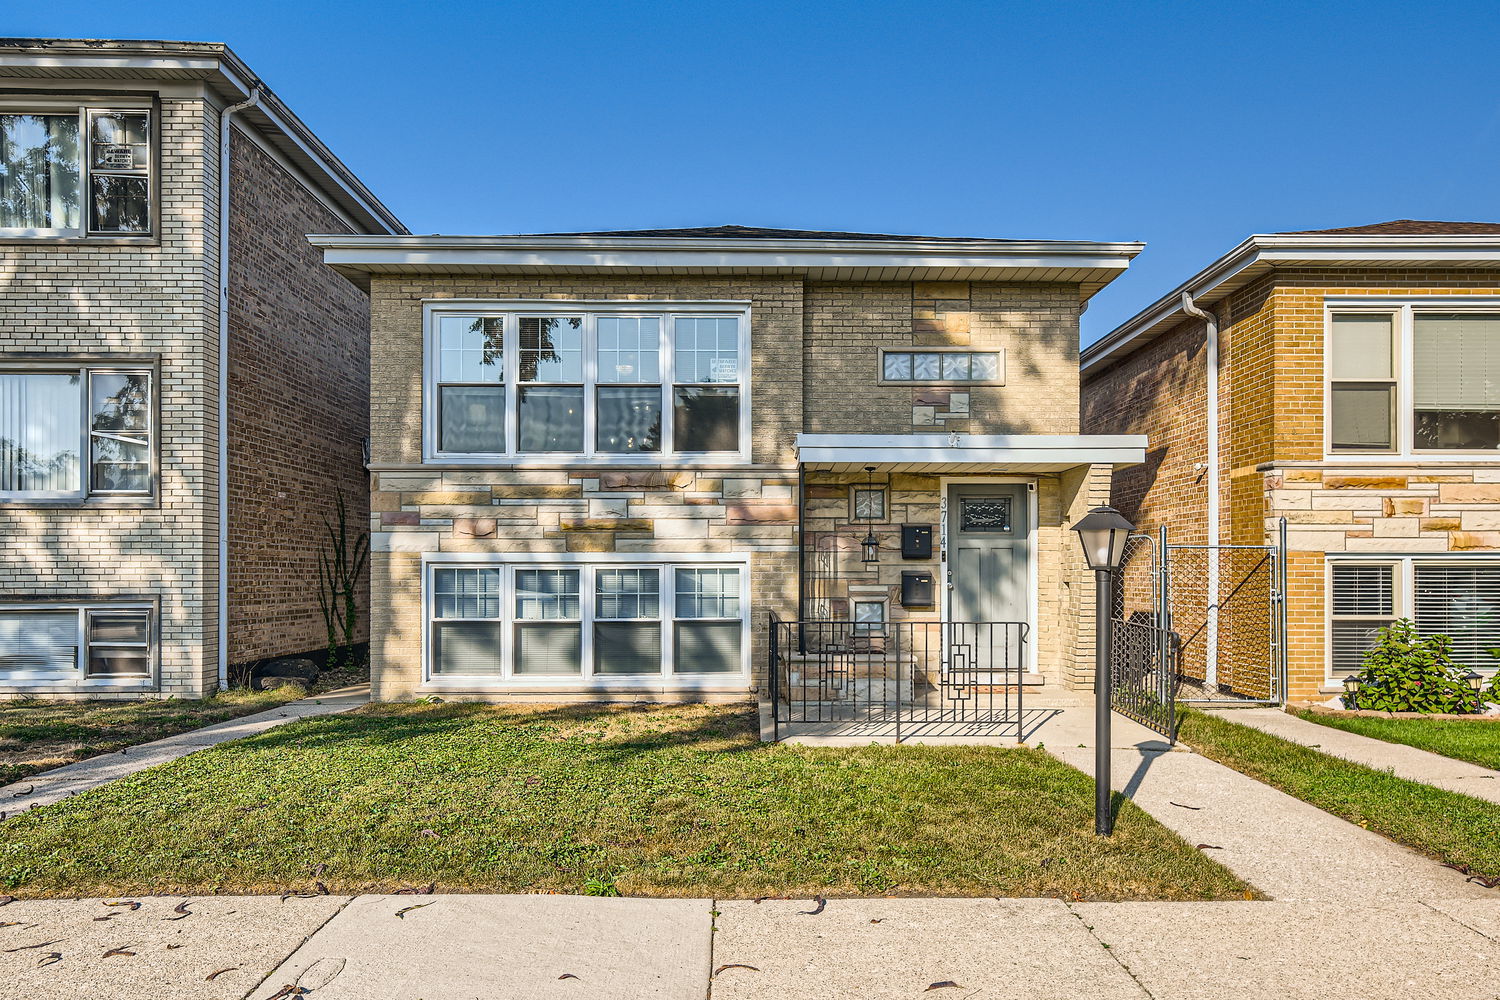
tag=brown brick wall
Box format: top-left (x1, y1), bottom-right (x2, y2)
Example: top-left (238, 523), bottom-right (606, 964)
top-left (225, 127), bottom-right (371, 669)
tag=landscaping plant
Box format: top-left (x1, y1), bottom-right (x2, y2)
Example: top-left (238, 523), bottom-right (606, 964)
top-left (317, 490), bottom-right (369, 671)
top-left (1342, 619), bottom-right (1481, 714)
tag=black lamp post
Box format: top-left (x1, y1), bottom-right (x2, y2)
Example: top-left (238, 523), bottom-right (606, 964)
top-left (1071, 504), bottom-right (1135, 836)
top-left (860, 466), bottom-right (880, 564)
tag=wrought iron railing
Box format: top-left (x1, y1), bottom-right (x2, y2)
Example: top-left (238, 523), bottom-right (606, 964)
top-left (1109, 615), bottom-right (1181, 742)
top-left (769, 617), bottom-right (1028, 742)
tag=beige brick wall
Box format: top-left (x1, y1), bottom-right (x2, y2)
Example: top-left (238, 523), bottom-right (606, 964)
top-left (0, 96), bottom-right (221, 697)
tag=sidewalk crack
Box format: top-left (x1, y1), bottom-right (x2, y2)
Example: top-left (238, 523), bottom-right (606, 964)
top-left (705, 897), bottom-right (719, 1000)
top-left (240, 895), bottom-right (355, 1000)
top-left (1419, 899), bottom-right (1499, 943)
top-left (1064, 903), bottom-right (1156, 999)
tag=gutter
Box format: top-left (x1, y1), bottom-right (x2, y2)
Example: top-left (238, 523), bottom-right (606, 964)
top-left (217, 85), bottom-right (260, 690)
top-left (1180, 291), bottom-right (1221, 688)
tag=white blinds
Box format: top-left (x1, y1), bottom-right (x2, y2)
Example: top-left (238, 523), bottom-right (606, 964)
top-left (1414, 314), bottom-right (1500, 410)
top-left (0, 373), bottom-right (81, 494)
top-left (1331, 564), bottom-right (1393, 616)
top-left (1413, 565), bottom-right (1500, 670)
top-left (1330, 315), bottom-right (1394, 380)
top-left (0, 611), bottom-right (80, 675)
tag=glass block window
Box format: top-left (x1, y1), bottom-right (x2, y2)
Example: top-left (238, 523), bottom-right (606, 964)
top-left (882, 351), bottom-right (1002, 384)
top-left (853, 487), bottom-right (884, 521)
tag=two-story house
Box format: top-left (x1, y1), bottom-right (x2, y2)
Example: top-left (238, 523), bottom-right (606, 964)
top-left (1082, 221), bottom-right (1500, 704)
top-left (313, 226), bottom-right (1145, 704)
top-left (0, 39), bottom-right (404, 698)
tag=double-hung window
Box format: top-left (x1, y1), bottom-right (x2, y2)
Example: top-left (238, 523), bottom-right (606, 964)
top-left (0, 107), bottom-right (152, 237)
top-left (1328, 558), bottom-right (1500, 679)
top-left (426, 560), bottom-right (746, 683)
top-left (1327, 304), bottom-right (1500, 455)
top-left (427, 303), bottom-right (748, 461)
top-left (0, 365), bottom-right (152, 500)
top-left (0, 604), bottom-right (154, 684)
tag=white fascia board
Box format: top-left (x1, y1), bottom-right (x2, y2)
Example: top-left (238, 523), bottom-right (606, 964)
top-left (312, 238), bottom-right (1143, 275)
top-left (1083, 233), bottom-right (1500, 372)
top-left (794, 433), bottom-right (1147, 467)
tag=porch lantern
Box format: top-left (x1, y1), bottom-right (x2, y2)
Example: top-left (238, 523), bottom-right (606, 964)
top-left (1070, 504), bottom-right (1135, 837)
top-left (860, 466), bottom-right (880, 564)
top-left (1072, 505), bottom-right (1134, 574)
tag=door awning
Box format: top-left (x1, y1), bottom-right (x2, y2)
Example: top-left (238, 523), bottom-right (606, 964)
top-left (795, 433), bottom-right (1147, 473)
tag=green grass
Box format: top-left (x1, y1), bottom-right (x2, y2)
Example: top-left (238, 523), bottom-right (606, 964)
top-left (1179, 708), bottom-right (1500, 878)
top-left (0, 689), bottom-right (307, 786)
top-left (1295, 710), bottom-right (1500, 771)
top-left (0, 703), bottom-right (1251, 901)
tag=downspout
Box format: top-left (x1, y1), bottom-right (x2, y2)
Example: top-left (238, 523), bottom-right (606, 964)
top-left (217, 86), bottom-right (261, 690)
top-left (1180, 291), bottom-right (1221, 688)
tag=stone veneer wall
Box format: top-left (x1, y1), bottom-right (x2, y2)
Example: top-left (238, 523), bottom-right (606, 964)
top-left (0, 95), bottom-right (220, 697)
top-left (369, 468), bottom-right (799, 701)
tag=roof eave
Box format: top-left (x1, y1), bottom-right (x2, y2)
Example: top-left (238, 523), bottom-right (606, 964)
top-left (1081, 234), bottom-right (1500, 372)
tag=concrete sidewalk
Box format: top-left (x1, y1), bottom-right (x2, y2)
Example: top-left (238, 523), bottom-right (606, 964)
top-left (0, 685), bottom-right (369, 816)
top-left (1031, 700), bottom-right (1493, 904)
top-left (1205, 706), bottom-right (1500, 804)
top-left (2, 892), bottom-right (1498, 1000)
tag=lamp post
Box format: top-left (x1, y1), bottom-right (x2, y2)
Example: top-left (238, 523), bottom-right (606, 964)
top-left (1071, 504), bottom-right (1135, 836)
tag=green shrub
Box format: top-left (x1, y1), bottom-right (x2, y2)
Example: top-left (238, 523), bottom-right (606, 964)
top-left (1342, 620), bottom-right (1482, 714)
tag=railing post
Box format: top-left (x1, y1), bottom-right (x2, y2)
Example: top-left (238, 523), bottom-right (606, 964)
top-left (1016, 623), bottom-right (1026, 744)
top-left (770, 618), bottom-right (780, 743)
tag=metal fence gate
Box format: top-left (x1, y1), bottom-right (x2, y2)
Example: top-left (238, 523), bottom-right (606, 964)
top-left (1110, 519), bottom-right (1288, 739)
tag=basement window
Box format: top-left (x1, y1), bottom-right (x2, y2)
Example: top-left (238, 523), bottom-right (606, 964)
top-left (0, 605), bottom-right (154, 684)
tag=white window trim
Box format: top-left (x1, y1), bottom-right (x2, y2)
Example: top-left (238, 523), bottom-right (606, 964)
top-left (0, 104), bottom-right (154, 239)
top-left (1323, 296), bottom-right (1500, 462)
top-left (422, 299), bottom-right (752, 466)
top-left (1324, 553), bottom-right (1500, 683)
top-left (419, 551), bottom-right (750, 690)
top-left (0, 602), bottom-right (156, 688)
top-left (0, 363), bottom-right (154, 502)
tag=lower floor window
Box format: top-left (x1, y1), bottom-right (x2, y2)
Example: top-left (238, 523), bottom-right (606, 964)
top-left (0, 604), bottom-right (153, 682)
top-left (428, 561), bottom-right (746, 681)
top-left (1329, 559), bottom-right (1500, 676)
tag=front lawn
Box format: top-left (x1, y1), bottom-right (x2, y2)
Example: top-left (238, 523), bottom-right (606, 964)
top-left (1179, 709), bottom-right (1500, 879)
top-left (1295, 710), bottom-right (1500, 772)
top-left (0, 689), bottom-right (304, 786)
top-left (0, 703), bottom-right (1250, 900)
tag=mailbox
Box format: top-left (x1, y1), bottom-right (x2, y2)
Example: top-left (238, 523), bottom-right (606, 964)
top-left (901, 571), bottom-right (935, 609)
top-left (901, 524), bottom-right (933, 559)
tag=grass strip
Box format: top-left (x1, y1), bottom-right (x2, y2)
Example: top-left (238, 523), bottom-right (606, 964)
top-left (1179, 708), bottom-right (1500, 879)
top-left (1294, 710), bottom-right (1500, 772)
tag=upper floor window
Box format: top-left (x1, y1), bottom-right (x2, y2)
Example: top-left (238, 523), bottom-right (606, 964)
top-left (426, 303), bottom-right (749, 462)
top-left (0, 365), bottom-right (152, 501)
top-left (0, 108), bottom-right (151, 237)
top-left (1328, 305), bottom-right (1500, 455)
top-left (881, 350), bottom-right (1003, 384)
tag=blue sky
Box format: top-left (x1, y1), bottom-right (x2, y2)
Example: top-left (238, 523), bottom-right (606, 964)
top-left (11, 1), bottom-right (1500, 342)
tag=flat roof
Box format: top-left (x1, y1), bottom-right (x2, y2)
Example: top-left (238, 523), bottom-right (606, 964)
top-left (308, 229), bottom-right (1145, 293)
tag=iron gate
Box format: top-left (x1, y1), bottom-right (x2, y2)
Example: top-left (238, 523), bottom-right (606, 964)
top-left (1109, 520), bottom-right (1288, 739)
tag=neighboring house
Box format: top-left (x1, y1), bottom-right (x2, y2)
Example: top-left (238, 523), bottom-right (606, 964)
top-left (1081, 220), bottom-right (1500, 703)
top-left (0, 39), bottom-right (404, 698)
top-left (312, 226), bottom-right (1146, 701)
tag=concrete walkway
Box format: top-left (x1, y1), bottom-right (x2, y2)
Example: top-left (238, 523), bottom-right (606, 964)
top-left (0, 685), bottom-right (369, 816)
top-left (1031, 699), bottom-right (1494, 904)
top-left (1, 892), bottom-right (1498, 1000)
top-left (1205, 706), bottom-right (1500, 804)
